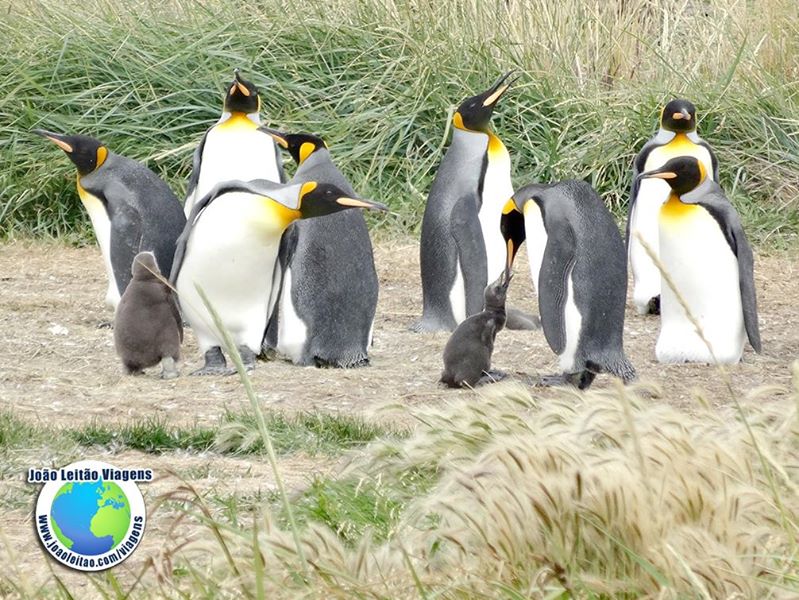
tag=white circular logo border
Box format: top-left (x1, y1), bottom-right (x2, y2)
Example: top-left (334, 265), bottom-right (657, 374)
top-left (34, 460), bottom-right (147, 572)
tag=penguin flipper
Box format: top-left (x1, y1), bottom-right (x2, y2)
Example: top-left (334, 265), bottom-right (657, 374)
top-left (451, 195), bottom-right (488, 318)
top-left (626, 142), bottom-right (656, 249)
top-left (108, 197), bottom-right (144, 297)
top-left (538, 222), bottom-right (577, 356)
top-left (185, 130), bottom-right (209, 202)
top-left (694, 187), bottom-right (761, 353)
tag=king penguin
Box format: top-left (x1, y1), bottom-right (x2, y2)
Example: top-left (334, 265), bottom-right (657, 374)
top-left (627, 99), bottom-right (718, 315)
top-left (170, 179), bottom-right (387, 375)
top-left (34, 129), bottom-right (186, 309)
top-left (637, 156), bottom-right (760, 363)
top-left (183, 69), bottom-right (284, 217)
top-left (502, 180), bottom-right (636, 389)
top-left (415, 72), bottom-right (539, 332)
top-left (260, 129), bottom-right (379, 367)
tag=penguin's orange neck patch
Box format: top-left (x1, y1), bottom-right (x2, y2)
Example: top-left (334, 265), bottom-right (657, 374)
top-left (660, 193), bottom-right (701, 221)
top-left (664, 133), bottom-right (695, 152)
top-left (487, 132), bottom-right (506, 157)
top-left (218, 112), bottom-right (257, 131)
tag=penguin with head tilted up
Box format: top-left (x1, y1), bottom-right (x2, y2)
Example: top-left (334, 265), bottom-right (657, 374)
top-left (637, 156), bottom-right (760, 364)
top-left (114, 252), bottom-right (182, 378)
top-left (170, 179), bottom-right (387, 375)
top-left (440, 268), bottom-right (512, 388)
top-left (414, 72), bottom-right (539, 333)
top-left (34, 129), bottom-right (186, 310)
top-left (259, 128), bottom-right (379, 367)
top-left (183, 69), bottom-right (284, 217)
top-left (502, 181), bottom-right (636, 390)
top-left (627, 99), bottom-right (718, 315)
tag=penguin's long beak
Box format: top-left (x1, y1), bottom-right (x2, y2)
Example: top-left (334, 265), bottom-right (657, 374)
top-left (259, 126), bottom-right (289, 148)
top-left (32, 129), bottom-right (73, 153)
top-left (637, 167), bottom-right (677, 182)
top-left (336, 197), bottom-right (389, 211)
top-left (671, 109), bottom-right (691, 121)
top-left (482, 70), bottom-right (518, 107)
top-left (231, 69), bottom-right (250, 97)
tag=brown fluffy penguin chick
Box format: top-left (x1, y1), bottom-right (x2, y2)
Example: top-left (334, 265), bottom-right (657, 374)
top-left (440, 270), bottom-right (511, 388)
top-left (114, 252), bottom-right (183, 378)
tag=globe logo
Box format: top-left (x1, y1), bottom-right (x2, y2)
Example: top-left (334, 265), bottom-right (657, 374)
top-left (31, 460), bottom-right (150, 571)
top-left (51, 481), bottom-right (131, 555)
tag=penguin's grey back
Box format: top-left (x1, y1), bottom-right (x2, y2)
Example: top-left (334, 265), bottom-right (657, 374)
top-left (80, 152), bottom-right (186, 294)
top-left (266, 149), bottom-right (378, 367)
top-left (537, 181), bottom-right (630, 376)
top-left (417, 131), bottom-right (489, 329)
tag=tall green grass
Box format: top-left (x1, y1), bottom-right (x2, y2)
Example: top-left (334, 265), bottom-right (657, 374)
top-left (1, 0), bottom-right (797, 243)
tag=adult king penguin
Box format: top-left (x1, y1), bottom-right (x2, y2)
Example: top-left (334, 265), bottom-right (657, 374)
top-left (637, 156), bottom-right (760, 364)
top-left (502, 180), bottom-right (635, 389)
top-left (627, 99), bottom-right (718, 314)
top-left (183, 69), bottom-right (284, 217)
top-left (415, 73), bottom-right (539, 333)
top-left (34, 129), bottom-right (186, 309)
top-left (170, 179), bottom-right (387, 375)
top-left (260, 129), bottom-right (379, 367)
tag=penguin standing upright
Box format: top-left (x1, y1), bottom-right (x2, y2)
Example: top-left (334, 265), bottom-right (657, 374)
top-left (502, 180), bottom-right (635, 389)
top-left (637, 156), bottom-right (760, 364)
top-left (114, 252), bottom-right (182, 378)
top-left (627, 99), bottom-right (718, 314)
top-left (260, 129), bottom-right (379, 367)
top-left (183, 70), bottom-right (284, 217)
top-left (440, 269), bottom-right (511, 388)
top-left (170, 179), bottom-right (387, 375)
top-left (415, 73), bottom-right (538, 332)
top-left (34, 129), bottom-right (186, 309)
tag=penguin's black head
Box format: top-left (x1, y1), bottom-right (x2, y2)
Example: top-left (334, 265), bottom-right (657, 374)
top-left (131, 251), bottom-right (161, 281)
top-left (660, 99), bottom-right (697, 133)
top-left (223, 69), bottom-right (260, 115)
top-left (500, 197), bottom-right (526, 271)
top-left (637, 156), bottom-right (706, 196)
top-left (33, 129), bottom-right (109, 176)
top-left (454, 71), bottom-right (517, 133)
top-left (298, 182), bottom-right (388, 218)
top-left (260, 128), bottom-right (327, 165)
top-left (484, 268), bottom-right (512, 312)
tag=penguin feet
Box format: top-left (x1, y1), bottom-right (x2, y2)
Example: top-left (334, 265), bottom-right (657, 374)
top-left (191, 347), bottom-right (235, 376)
top-left (647, 296), bottom-right (661, 315)
top-left (505, 308), bottom-right (542, 331)
top-left (160, 356), bottom-right (179, 379)
top-left (476, 370), bottom-right (508, 385)
top-left (539, 371), bottom-right (596, 390)
top-left (237, 346), bottom-right (257, 372)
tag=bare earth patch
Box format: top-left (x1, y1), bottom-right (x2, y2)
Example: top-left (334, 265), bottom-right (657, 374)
top-left (0, 237), bottom-right (797, 593)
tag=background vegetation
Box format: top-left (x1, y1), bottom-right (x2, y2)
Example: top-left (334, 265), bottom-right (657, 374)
top-left (1, 0), bottom-right (797, 244)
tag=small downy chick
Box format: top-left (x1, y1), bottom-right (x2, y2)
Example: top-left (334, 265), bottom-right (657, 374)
top-left (440, 269), bottom-right (511, 388)
top-left (114, 252), bottom-right (183, 378)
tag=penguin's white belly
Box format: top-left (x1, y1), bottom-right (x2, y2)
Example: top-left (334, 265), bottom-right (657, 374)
top-left (187, 127), bottom-right (280, 216)
top-left (449, 257), bottom-right (466, 324)
top-left (523, 201), bottom-right (547, 293)
top-left (558, 266), bottom-right (583, 372)
top-left (656, 203), bottom-right (745, 364)
top-left (479, 147), bottom-right (513, 284)
top-left (629, 141), bottom-right (714, 314)
top-left (78, 185), bottom-right (119, 309)
top-left (275, 268), bottom-right (308, 363)
top-left (177, 192), bottom-right (289, 353)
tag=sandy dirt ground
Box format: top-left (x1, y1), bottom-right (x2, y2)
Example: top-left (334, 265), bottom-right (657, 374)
top-left (0, 237), bottom-right (798, 592)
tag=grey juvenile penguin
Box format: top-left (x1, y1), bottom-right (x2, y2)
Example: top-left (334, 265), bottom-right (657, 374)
top-left (114, 252), bottom-right (182, 378)
top-left (502, 180), bottom-right (636, 390)
top-left (440, 269), bottom-right (511, 388)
